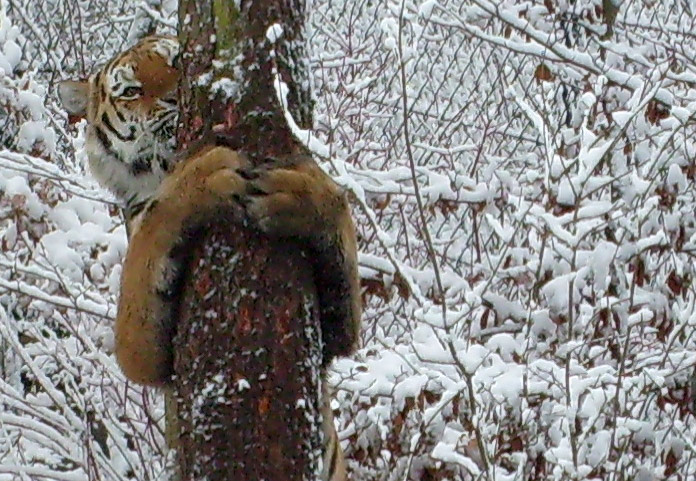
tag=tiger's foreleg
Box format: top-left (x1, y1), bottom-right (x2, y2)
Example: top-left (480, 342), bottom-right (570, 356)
top-left (115, 148), bottom-right (356, 480)
top-left (115, 146), bottom-right (249, 385)
top-left (239, 154), bottom-right (362, 363)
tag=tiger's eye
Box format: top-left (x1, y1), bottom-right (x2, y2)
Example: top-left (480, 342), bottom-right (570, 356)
top-left (122, 86), bottom-right (143, 98)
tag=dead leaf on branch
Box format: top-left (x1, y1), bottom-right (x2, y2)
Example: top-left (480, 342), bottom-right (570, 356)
top-left (534, 63), bottom-right (554, 83)
top-left (666, 270), bottom-right (685, 297)
top-left (645, 99), bottom-right (670, 124)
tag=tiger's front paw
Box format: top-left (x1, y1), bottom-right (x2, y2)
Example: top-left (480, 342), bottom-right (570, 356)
top-left (156, 146), bottom-right (250, 218)
top-left (237, 158), bottom-right (346, 241)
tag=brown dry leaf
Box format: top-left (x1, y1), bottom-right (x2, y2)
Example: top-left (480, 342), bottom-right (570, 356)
top-left (534, 63), bottom-right (554, 82)
top-left (666, 270), bottom-right (684, 296)
top-left (361, 277), bottom-right (390, 302)
top-left (665, 448), bottom-right (678, 477)
top-left (373, 193), bottom-right (391, 211)
top-left (464, 438), bottom-right (485, 468)
top-left (394, 272), bottom-right (411, 300)
top-left (430, 198), bottom-right (458, 216)
top-left (645, 99), bottom-right (670, 124)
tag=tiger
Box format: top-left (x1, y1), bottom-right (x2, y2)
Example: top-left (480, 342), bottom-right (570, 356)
top-left (58, 35), bottom-right (360, 481)
top-left (58, 35), bottom-right (180, 222)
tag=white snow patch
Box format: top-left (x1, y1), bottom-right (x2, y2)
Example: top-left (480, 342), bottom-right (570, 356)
top-left (266, 23), bottom-right (284, 43)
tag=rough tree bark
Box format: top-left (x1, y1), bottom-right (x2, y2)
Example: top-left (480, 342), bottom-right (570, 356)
top-left (170, 1), bottom-right (322, 479)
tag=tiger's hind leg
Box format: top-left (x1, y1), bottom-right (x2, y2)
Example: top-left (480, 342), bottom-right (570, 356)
top-left (321, 379), bottom-right (347, 481)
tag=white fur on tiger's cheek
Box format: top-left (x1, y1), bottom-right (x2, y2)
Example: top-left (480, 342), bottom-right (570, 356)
top-left (107, 65), bottom-right (138, 95)
top-left (84, 126), bottom-right (165, 205)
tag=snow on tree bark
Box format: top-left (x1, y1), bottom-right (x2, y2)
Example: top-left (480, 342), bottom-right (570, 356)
top-left (173, 0), bottom-right (322, 479)
top-left (174, 230), bottom-right (322, 479)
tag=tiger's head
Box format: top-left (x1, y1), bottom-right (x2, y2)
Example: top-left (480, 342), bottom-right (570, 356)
top-left (58, 35), bottom-right (180, 214)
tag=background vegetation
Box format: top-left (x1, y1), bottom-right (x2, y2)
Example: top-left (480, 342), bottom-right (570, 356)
top-left (1, 0), bottom-right (695, 479)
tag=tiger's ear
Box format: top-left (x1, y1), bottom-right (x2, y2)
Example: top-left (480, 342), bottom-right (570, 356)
top-left (57, 80), bottom-right (90, 117)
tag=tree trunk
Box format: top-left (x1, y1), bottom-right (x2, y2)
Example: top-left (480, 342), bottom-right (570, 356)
top-left (171, 1), bottom-right (322, 479)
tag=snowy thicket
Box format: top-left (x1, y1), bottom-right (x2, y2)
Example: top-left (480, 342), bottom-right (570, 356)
top-left (2, 0), bottom-right (696, 480)
top-left (0, 2), bottom-right (175, 480)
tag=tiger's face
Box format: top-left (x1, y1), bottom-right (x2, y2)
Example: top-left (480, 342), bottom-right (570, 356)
top-left (59, 35), bottom-right (180, 212)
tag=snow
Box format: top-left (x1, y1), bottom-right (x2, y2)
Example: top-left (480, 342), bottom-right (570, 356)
top-left (431, 427), bottom-right (481, 476)
top-left (667, 163), bottom-right (687, 192)
top-left (235, 378), bottom-right (250, 391)
top-left (2, 0), bottom-right (696, 479)
top-left (265, 23), bottom-right (284, 43)
top-left (418, 0), bottom-right (438, 18)
top-left (2, 39), bottom-right (20, 69)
